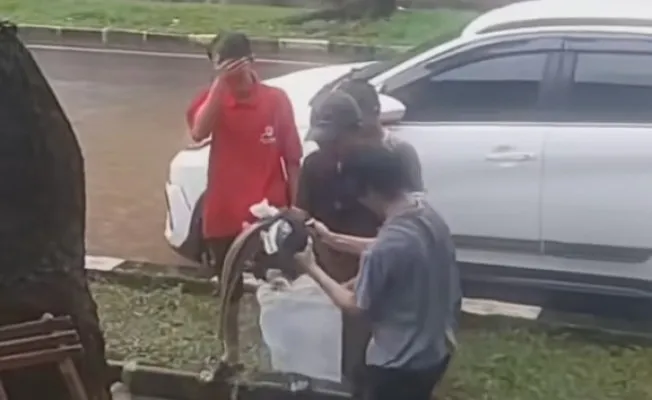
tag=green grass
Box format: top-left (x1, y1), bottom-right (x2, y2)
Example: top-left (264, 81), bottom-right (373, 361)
top-left (92, 280), bottom-right (652, 400)
top-left (0, 0), bottom-right (477, 45)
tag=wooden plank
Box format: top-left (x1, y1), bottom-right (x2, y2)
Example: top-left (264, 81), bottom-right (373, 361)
top-left (0, 345), bottom-right (83, 371)
top-left (0, 330), bottom-right (79, 357)
top-left (59, 358), bottom-right (89, 400)
top-left (0, 381), bottom-right (8, 400)
top-left (0, 316), bottom-right (73, 341)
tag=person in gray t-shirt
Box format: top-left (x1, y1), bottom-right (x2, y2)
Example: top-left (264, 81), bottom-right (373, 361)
top-left (294, 144), bottom-right (462, 400)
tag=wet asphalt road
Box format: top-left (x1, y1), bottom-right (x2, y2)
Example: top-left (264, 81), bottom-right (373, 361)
top-left (33, 47), bottom-right (317, 265)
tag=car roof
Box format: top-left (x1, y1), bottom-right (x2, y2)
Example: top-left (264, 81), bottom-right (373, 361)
top-left (462, 0), bottom-right (652, 37)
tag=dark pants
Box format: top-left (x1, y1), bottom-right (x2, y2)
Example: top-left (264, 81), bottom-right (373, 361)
top-left (205, 237), bottom-right (243, 302)
top-left (342, 313), bottom-right (371, 396)
top-left (360, 356), bottom-right (451, 400)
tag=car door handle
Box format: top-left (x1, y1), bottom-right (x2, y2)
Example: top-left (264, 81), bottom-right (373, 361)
top-left (485, 152), bottom-right (536, 162)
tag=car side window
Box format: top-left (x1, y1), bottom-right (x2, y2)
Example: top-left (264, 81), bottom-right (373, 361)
top-left (566, 52), bottom-right (652, 123)
top-left (388, 53), bottom-right (548, 122)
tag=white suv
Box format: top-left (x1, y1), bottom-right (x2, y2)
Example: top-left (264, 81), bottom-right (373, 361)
top-left (165, 0), bottom-right (652, 310)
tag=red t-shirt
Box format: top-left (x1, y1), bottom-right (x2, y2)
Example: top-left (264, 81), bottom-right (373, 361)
top-left (187, 82), bottom-right (302, 238)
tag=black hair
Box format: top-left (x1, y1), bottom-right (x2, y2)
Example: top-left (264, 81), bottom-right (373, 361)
top-left (340, 144), bottom-right (408, 200)
top-left (207, 31), bottom-right (253, 63)
top-left (337, 78), bottom-right (381, 120)
top-left (336, 79), bottom-right (384, 140)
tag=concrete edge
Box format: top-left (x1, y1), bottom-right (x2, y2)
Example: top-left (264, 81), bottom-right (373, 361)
top-left (108, 360), bottom-right (350, 400)
top-left (85, 256), bottom-right (547, 320)
top-left (84, 256), bottom-right (652, 343)
top-left (16, 24), bottom-right (409, 58)
top-left (85, 256), bottom-right (260, 295)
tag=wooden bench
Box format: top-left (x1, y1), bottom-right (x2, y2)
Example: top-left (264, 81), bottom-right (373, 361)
top-left (0, 313), bottom-right (88, 400)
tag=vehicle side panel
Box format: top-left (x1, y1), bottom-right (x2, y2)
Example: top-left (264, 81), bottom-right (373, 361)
top-left (389, 123), bottom-right (547, 251)
top-left (541, 125), bottom-right (652, 277)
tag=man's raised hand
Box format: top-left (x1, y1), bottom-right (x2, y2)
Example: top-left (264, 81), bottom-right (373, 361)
top-left (214, 57), bottom-right (250, 74)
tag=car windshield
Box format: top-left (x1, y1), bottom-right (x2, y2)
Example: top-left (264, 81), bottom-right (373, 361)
top-left (308, 34), bottom-right (459, 107)
top-left (354, 36), bottom-right (450, 80)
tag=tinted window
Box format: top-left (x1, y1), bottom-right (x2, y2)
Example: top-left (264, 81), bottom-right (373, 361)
top-left (567, 53), bottom-right (652, 122)
top-left (389, 53), bottom-right (547, 122)
top-left (310, 35), bottom-right (462, 107)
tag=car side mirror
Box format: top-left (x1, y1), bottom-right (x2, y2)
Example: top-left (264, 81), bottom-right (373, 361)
top-left (378, 93), bottom-right (406, 124)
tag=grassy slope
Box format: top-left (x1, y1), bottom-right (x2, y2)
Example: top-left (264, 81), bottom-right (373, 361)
top-left (1, 0), bottom-right (476, 45)
top-left (92, 281), bottom-right (652, 400)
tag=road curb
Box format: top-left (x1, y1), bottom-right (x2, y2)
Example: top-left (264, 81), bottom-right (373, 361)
top-left (84, 255), bottom-right (547, 319)
top-left (109, 360), bottom-right (350, 400)
top-left (84, 255), bottom-right (263, 294)
top-left (17, 24), bottom-right (409, 59)
top-left (84, 255), bottom-right (652, 342)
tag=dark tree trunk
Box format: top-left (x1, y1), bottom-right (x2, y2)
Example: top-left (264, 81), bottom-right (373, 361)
top-left (285, 0), bottom-right (396, 24)
top-left (0, 21), bottom-right (110, 400)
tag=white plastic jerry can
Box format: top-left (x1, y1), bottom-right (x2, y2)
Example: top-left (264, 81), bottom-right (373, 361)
top-left (256, 274), bottom-right (343, 383)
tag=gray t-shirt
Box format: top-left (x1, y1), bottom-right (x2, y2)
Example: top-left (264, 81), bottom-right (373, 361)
top-left (354, 197), bottom-right (462, 370)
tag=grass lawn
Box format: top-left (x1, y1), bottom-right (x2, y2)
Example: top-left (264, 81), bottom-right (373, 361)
top-left (0, 0), bottom-right (477, 45)
top-left (92, 279), bottom-right (652, 400)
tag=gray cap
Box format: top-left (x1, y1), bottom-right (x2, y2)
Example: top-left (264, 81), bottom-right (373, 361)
top-left (306, 90), bottom-right (363, 143)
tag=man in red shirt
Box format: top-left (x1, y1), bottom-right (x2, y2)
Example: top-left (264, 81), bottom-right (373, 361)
top-left (187, 32), bottom-right (302, 367)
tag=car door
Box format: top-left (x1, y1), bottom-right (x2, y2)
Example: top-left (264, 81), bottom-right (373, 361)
top-left (541, 36), bottom-right (652, 282)
top-left (381, 36), bottom-right (563, 254)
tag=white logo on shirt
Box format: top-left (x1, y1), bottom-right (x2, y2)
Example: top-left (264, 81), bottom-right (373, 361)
top-left (260, 125), bottom-right (276, 144)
